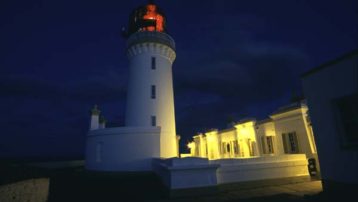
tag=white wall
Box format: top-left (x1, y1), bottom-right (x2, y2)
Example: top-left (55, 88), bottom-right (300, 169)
top-left (235, 121), bottom-right (260, 157)
top-left (90, 114), bottom-right (99, 130)
top-left (302, 54), bottom-right (358, 184)
top-left (220, 129), bottom-right (237, 158)
top-left (125, 37), bottom-right (177, 158)
top-left (206, 130), bottom-right (221, 159)
top-left (85, 127), bottom-right (160, 171)
top-left (212, 154), bottom-right (309, 184)
top-left (256, 121), bottom-right (278, 155)
top-left (154, 155), bottom-right (309, 190)
top-left (153, 157), bottom-right (219, 189)
top-left (271, 108), bottom-right (316, 158)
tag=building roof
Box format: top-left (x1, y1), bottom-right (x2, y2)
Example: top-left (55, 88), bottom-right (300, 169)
top-left (205, 128), bottom-right (218, 133)
top-left (235, 118), bottom-right (256, 124)
top-left (256, 118), bottom-right (272, 125)
top-left (218, 127), bottom-right (236, 133)
top-left (270, 101), bottom-right (305, 116)
top-left (301, 49), bottom-right (358, 78)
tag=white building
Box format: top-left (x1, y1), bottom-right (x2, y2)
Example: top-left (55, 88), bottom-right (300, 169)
top-left (85, 2), bottom-right (179, 171)
top-left (84, 2), bottom-right (318, 190)
top-left (302, 50), bottom-right (358, 195)
top-left (187, 101), bottom-right (319, 171)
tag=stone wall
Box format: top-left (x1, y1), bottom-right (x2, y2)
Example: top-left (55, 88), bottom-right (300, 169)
top-left (154, 154), bottom-right (310, 190)
top-left (212, 154), bottom-right (309, 184)
top-left (0, 178), bottom-right (49, 202)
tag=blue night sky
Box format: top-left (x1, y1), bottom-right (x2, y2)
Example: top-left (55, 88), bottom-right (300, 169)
top-left (0, 0), bottom-right (357, 157)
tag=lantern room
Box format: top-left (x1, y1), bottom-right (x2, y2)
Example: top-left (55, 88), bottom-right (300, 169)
top-left (123, 1), bottom-right (167, 37)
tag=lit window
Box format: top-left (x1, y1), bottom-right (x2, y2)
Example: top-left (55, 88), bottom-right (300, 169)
top-left (151, 57), bottom-right (156, 70)
top-left (151, 85), bottom-right (156, 99)
top-left (151, 116), bottom-right (156, 126)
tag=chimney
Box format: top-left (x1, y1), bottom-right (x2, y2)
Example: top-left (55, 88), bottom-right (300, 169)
top-left (99, 116), bottom-right (106, 129)
top-left (90, 105), bottom-right (100, 130)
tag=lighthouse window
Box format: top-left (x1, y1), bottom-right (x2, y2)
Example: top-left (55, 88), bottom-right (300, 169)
top-left (151, 85), bottom-right (156, 99)
top-left (151, 116), bottom-right (156, 126)
top-left (151, 57), bottom-right (156, 69)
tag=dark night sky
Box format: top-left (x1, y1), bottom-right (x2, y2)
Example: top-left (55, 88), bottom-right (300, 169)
top-left (0, 0), bottom-right (357, 157)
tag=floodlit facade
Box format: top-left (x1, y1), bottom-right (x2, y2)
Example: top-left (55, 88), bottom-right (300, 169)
top-left (302, 50), bottom-right (358, 194)
top-left (189, 120), bottom-right (260, 159)
top-left (187, 101), bottom-right (319, 167)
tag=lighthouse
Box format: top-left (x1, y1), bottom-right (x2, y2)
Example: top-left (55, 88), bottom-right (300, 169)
top-left (85, 1), bottom-right (177, 171)
top-left (124, 2), bottom-right (177, 158)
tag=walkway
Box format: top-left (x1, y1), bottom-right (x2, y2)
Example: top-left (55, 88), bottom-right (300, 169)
top-left (153, 180), bottom-right (323, 202)
top-left (218, 180), bottom-right (322, 201)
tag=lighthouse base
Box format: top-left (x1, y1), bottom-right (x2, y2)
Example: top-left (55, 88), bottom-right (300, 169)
top-left (85, 127), bottom-right (160, 171)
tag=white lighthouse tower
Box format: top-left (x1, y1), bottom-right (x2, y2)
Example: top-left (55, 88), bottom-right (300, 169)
top-left (124, 2), bottom-right (177, 158)
top-left (85, 1), bottom-right (178, 171)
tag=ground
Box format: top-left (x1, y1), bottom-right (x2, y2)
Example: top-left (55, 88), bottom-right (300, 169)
top-left (48, 168), bottom-right (324, 202)
top-left (0, 161), bottom-right (336, 202)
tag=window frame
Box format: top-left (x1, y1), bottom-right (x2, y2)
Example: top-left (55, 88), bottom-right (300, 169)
top-left (332, 93), bottom-right (358, 150)
top-left (151, 57), bottom-right (156, 70)
top-left (151, 85), bottom-right (156, 99)
top-left (288, 132), bottom-right (299, 153)
top-left (266, 136), bottom-right (274, 154)
top-left (261, 136), bottom-right (274, 154)
top-left (151, 115), bottom-right (156, 126)
top-left (282, 132), bottom-right (299, 154)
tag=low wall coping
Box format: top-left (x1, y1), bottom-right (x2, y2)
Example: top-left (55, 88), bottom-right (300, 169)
top-left (88, 126), bottom-right (161, 136)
